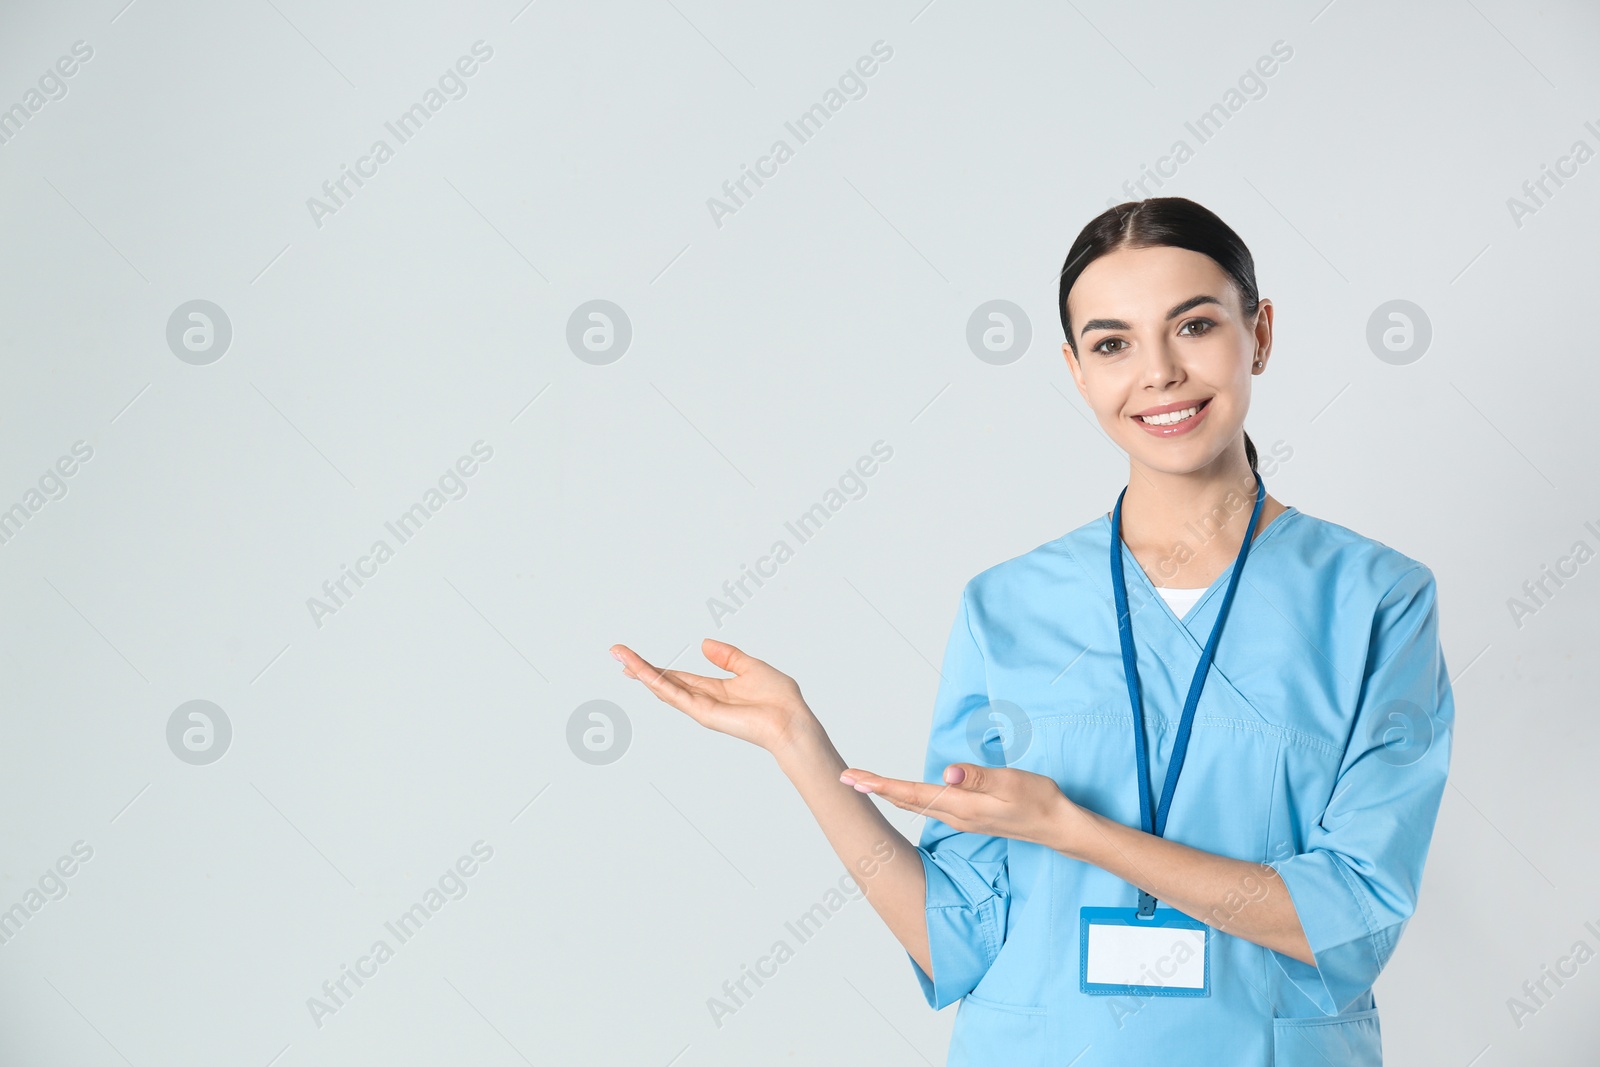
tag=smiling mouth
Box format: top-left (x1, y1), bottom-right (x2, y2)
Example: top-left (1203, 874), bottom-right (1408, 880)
top-left (1135, 398), bottom-right (1211, 426)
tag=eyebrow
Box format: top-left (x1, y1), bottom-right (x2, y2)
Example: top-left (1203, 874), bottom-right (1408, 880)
top-left (1078, 294), bottom-right (1224, 339)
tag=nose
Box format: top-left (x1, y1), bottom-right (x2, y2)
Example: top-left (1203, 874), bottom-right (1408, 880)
top-left (1137, 338), bottom-right (1184, 390)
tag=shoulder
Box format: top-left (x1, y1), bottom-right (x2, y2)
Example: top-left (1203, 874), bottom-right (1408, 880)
top-left (1282, 508), bottom-right (1437, 596)
top-left (955, 513), bottom-right (1109, 619)
top-left (1281, 509), bottom-right (1444, 662)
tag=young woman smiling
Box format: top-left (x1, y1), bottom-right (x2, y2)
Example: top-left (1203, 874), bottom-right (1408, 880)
top-left (611, 197), bottom-right (1453, 1066)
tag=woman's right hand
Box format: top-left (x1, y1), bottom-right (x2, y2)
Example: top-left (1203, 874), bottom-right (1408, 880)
top-left (608, 638), bottom-right (818, 754)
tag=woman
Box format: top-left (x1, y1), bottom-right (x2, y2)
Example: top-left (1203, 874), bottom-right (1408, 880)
top-left (610, 197), bottom-right (1453, 1065)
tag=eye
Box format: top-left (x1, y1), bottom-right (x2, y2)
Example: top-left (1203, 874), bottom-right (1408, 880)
top-left (1091, 337), bottom-right (1127, 356)
top-left (1179, 318), bottom-right (1215, 337)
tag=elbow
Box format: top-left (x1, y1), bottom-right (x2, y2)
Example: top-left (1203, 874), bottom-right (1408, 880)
top-left (910, 846), bottom-right (1010, 1009)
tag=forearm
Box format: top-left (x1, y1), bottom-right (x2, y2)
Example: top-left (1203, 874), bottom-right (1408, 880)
top-left (770, 722), bottom-right (932, 976)
top-left (1052, 805), bottom-right (1315, 966)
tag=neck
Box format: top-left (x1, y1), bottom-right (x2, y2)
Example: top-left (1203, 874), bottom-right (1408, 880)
top-left (1115, 446), bottom-right (1265, 562)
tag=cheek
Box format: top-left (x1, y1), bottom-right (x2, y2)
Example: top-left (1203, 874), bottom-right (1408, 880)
top-left (1215, 348), bottom-right (1256, 386)
top-left (1082, 379), bottom-right (1129, 421)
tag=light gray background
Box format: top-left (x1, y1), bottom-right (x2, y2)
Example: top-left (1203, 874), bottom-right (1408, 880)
top-left (1, 0), bottom-right (1596, 1064)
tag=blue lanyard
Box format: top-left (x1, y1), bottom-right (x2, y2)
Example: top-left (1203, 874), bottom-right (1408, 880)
top-left (1110, 471), bottom-right (1265, 916)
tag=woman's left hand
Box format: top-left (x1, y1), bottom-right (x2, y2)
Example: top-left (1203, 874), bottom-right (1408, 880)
top-left (838, 762), bottom-right (1086, 851)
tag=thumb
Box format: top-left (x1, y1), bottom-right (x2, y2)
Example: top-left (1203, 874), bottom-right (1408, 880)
top-left (701, 637), bottom-right (756, 674)
top-left (942, 763), bottom-right (987, 791)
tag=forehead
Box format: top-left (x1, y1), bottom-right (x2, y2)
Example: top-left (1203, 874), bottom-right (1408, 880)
top-left (1069, 245), bottom-right (1234, 318)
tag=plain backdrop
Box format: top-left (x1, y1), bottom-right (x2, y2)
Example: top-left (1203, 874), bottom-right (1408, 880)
top-left (0, 0), bottom-right (1596, 1064)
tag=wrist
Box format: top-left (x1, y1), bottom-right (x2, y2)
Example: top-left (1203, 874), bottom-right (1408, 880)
top-left (1046, 794), bottom-right (1099, 861)
top-left (769, 709), bottom-right (837, 773)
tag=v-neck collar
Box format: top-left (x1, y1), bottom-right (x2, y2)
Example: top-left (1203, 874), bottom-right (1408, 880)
top-left (1102, 505), bottom-right (1301, 631)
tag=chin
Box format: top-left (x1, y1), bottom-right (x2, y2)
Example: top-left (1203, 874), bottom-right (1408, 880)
top-left (1124, 439), bottom-right (1230, 475)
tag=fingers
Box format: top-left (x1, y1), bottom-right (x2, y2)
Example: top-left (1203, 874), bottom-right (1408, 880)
top-left (838, 763), bottom-right (1007, 830)
top-left (837, 769), bottom-right (951, 816)
top-left (609, 644), bottom-right (642, 680)
top-left (613, 644), bottom-right (703, 687)
top-left (610, 645), bottom-right (688, 700)
top-left (612, 639), bottom-right (761, 696)
top-left (610, 644), bottom-right (668, 684)
top-left (847, 763), bottom-right (985, 792)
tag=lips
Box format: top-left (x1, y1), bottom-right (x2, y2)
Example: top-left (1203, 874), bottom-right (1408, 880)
top-left (1132, 397), bottom-right (1212, 419)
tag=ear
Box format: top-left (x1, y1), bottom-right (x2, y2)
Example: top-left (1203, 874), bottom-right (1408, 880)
top-left (1062, 341), bottom-right (1089, 401)
top-left (1251, 298), bottom-right (1274, 365)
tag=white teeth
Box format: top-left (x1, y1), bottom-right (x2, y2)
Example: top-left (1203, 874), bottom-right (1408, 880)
top-left (1139, 405), bottom-right (1200, 426)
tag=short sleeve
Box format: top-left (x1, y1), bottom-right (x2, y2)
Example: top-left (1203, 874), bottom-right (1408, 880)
top-left (905, 583), bottom-right (1012, 1010)
top-left (1267, 564), bottom-right (1455, 1014)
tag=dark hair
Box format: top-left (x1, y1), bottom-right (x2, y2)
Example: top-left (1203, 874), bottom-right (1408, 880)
top-left (1057, 197), bottom-right (1260, 473)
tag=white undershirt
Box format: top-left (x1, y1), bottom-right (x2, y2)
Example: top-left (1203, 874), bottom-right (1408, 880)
top-left (1155, 584), bottom-right (1208, 619)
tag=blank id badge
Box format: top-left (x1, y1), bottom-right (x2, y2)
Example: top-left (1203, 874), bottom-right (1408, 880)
top-left (1079, 907), bottom-right (1210, 997)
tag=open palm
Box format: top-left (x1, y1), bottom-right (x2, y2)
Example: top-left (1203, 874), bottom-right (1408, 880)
top-left (609, 638), bottom-right (812, 752)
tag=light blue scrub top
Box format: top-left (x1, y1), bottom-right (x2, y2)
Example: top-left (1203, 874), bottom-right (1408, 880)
top-left (908, 505), bottom-right (1454, 1066)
